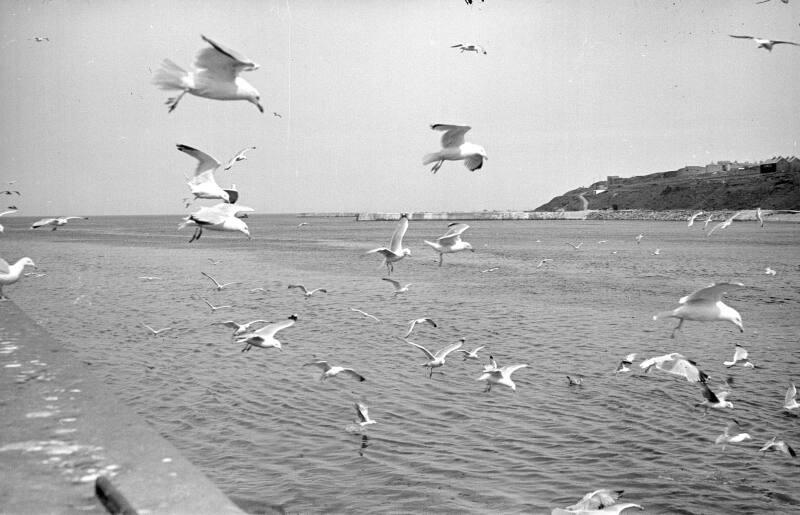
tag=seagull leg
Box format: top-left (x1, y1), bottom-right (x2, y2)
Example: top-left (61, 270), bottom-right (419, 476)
top-left (438, 253), bottom-right (443, 267)
top-left (670, 319), bottom-right (684, 339)
top-left (166, 90), bottom-right (188, 113)
top-left (189, 227), bottom-right (202, 243)
top-left (431, 160), bottom-right (444, 174)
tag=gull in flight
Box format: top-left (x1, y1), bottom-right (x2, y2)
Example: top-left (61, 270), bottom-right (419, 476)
top-left (765, 267), bottom-right (776, 276)
top-left (32, 36), bottom-right (50, 42)
top-left (723, 344), bottom-right (755, 368)
top-left (142, 323), bottom-right (172, 336)
top-left (566, 375), bottom-right (583, 386)
top-left (696, 382), bottom-right (733, 414)
top-left (0, 257), bottom-right (36, 300)
top-left (153, 34), bottom-right (263, 113)
top-left (634, 234), bottom-right (643, 245)
top-left (208, 258), bottom-right (222, 265)
top-left (483, 354), bottom-right (499, 372)
top-left (201, 271), bottom-right (240, 290)
top-left (728, 34), bottom-right (800, 51)
top-left (236, 314), bottom-right (298, 352)
top-left (687, 211), bottom-right (705, 227)
top-left (567, 242), bottom-right (583, 250)
top-left (715, 420), bottom-right (752, 451)
top-left (759, 437), bottom-right (796, 458)
top-left (652, 248), bottom-right (661, 256)
top-left (201, 298), bottom-right (231, 312)
top-left (405, 317), bottom-right (437, 338)
top-left (456, 344), bottom-right (484, 361)
top-left (179, 203), bottom-right (253, 242)
top-left (404, 338), bottom-right (462, 377)
top-left (213, 319), bottom-right (270, 337)
top-left (423, 124), bottom-right (487, 173)
top-left (223, 146), bottom-right (256, 171)
top-left (702, 214), bottom-right (714, 230)
top-left (756, 0), bottom-right (789, 4)
top-left (450, 43), bottom-right (487, 54)
top-left (366, 214), bottom-right (410, 274)
top-left (614, 353), bottom-right (637, 374)
top-left (354, 401), bottom-right (376, 427)
top-left (177, 144), bottom-right (232, 204)
top-left (784, 382), bottom-right (800, 411)
top-left (382, 277), bottom-right (412, 294)
top-left (477, 363), bottom-right (528, 392)
top-left (350, 308), bottom-right (380, 322)
top-left (297, 222), bottom-right (310, 227)
top-left (640, 353), bottom-right (709, 383)
top-left (138, 276), bottom-right (162, 281)
top-left (653, 282), bottom-right (745, 338)
top-left (272, 111), bottom-right (282, 118)
top-left (288, 284), bottom-right (328, 298)
top-left (552, 489), bottom-right (643, 515)
top-left (304, 360), bottom-right (366, 382)
top-left (0, 209), bottom-right (17, 233)
top-left (707, 211), bottom-right (744, 236)
top-left (755, 207), bottom-right (765, 228)
top-left (30, 216), bottom-right (88, 231)
top-left (481, 266), bottom-right (500, 273)
top-left (424, 223), bottom-right (474, 266)
top-left (537, 259), bottom-right (553, 268)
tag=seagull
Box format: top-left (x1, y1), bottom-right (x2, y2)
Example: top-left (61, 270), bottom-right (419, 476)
top-left (350, 308), bottom-right (380, 322)
top-left (142, 323), bottom-right (172, 336)
top-left (566, 375), bottom-right (583, 386)
top-left (223, 146), bottom-right (256, 171)
top-left (30, 216), bottom-right (88, 231)
top-left (201, 298), bottom-right (231, 312)
top-left (687, 211), bottom-right (705, 227)
top-left (201, 271), bottom-right (240, 290)
top-left (784, 382), bottom-right (800, 411)
top-left (702, 214), bottom-right (714, 230)
top-left (304, 360), bottom-right (366, 382)
top-left (635, 234), bottom-right (643, 244)
top-left (179, 203), bottom-right (253, 242)
top-left (423, 124), bottom-right (487, 173)
top-left (0, 257), bottom-right (36, 300)
top-left (288, 284), bottom-right (328, 298)
top-left (456, 344), bottom-right (484, 361)
top-left (153, 34), bottom-right (263, 113)
top-left (765, 267), bottom-right (777, 276)
top-left (614, 353), bottom-right (637, 374)
top-left (483, 354), bottom-right (499, 372)
top-left (653, 282), bottom-right (745, 337)
top-left (566, 242), bottom-right (583, 250)
top-left (235, 314), bottom-right (298, 352)
top-left (32, 36), bottom-right (50, 42)
top-left (728, 34), bottom-right (800, 51)
top-left (652, 248), bottom-right (661, 255)
top-left (756, 0), bottom-right (790, 4)
top-left (715, 420), bottom-right (752, 451)
top-left (696, 382), bottom-right (733, 414)
top-left (723, 344), bottom-right (755, 368)
top-left (213, 319), bottom-right (271, 337)
top-left (554, 489), bottom-right (643, 515)
top-left (424, 223), bottom-right (474, 266)
top-left (208, 258), bottom-right (222, 265)
top-left (382, 277), bottom-right (412, 294)
top-left (450, 43), bottom-right (487, 54)
top-left (755, 207), bottom-right (765, 228)
top-left (405, 317), bottom-right (437, 338)
top-left (477, 363), bottom-right (528, 392)
top-left (297, 222), bottom-right (310, 227)
top-left (707, 211), bottom-right (744, 236)
top-left (481, 267), bottom-right (500, 273)
top-left (404, 338), bottom-right (462, 377)
top-left (354, 401), bottom-right (376, 427)
top-left (366, 214), bottom-right (410, 274)
top-left (177, 144), bottom-right (232, 204)
top-left (138, 276), bottom-right (162, 281)
top-left (272, 111), bottom-right (282, 118)
top-left (0, 190), bottom-right (20, 195)
top-left (640, 353), bottom-right (709, 383)
top-left (536, 259), bottom-right (552, 268)
top-left (759, 437), bottom-right (796, 457)
top-left (0, 209), bottom-right (17, 233)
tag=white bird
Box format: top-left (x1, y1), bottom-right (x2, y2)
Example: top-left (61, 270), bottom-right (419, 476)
top-left (765, 267), bottom-right (777, 275)
top-left (142, 323), bottom-right (172, 336)
top-left (567, 242), bottom-right (583, 250)
top-left (177, 144), bottom-right (232, 204)
top-left (424, 223), bottom-right (474, 266)
top-left (450, 43), bottom-right (487, 54)
top-left (235, 314), bottom-right (298, 352)
top-left (687, 211), bottom-right (705, 227)
top-left (423, 124), bottom-right (487, 173)
top-left (696, 382), bottom-right (734, 414)
top-left (354, 401), bottom-right (376, 427)
top-left (639, 353), bottom-right (709, 383)
top-left (288, 284), bottom-right (327, 298)
top-left (653, 282), bottom-right (745, 338)
top-left (707, 211), bottom-right (744, 236)
top-left (729, 34), bottom-right (800, 51)
top-left (553, 489), bottom-right (643, 515)
top-left (350, 308), bottom-right (380, 322)
top-left (366, 214), bottom-right (410, 274)
top-left (483, 354), bottom-right (499, 372)
top-left (30, 216), bottom-right (88, 231)
top-left (297, 222), bottom-right (310, 227)
top-left (223, 146), bottom-right (256, 171)
top-left (0, 209), bottom-right (16, 233)
top-left (0, 257), bottom-right (36, 300)
top-left (481, 267), bottom-right (500, 273)
top-left (755, 207), bottom-right (765, 228)
top-left (759, 437), bottom-right (796, 458)
top-left (404, 338), bottom-right (462, 377)
top-left (723, 344), bottom-right (755, 368)
top-left (138, 276), bottom-right (162, 281)
top-left (566, 375), bottom-right (583, 386)
top-left (652, 248), bottom-right (661, 255)
top-left (634, 234), bottom-right (643, 244)
top-left (179, 203), bottom-right (253, 242)
top-left (201, 271), bottom-right (240, 290)
top-left (477, 363), bottom-right (528, 392)
top-left (153, 34), bottom-right (263, 113)
top-left (456, 344), bottom-right (484, 361)
top-left (304, 360), bottom-right (366, 382)
top-left (702, 214), bottom-right (714, 230)
top-left (201, 298), bottom-right (231, 312)
top-left (614, 353), bottom-right (637, 374)
top-left (213, 319), bottom-right (271, 337)
top-left (536, 259), bottom-right (552, 268)
top-left (405, 317), bottom-right (437, 338)
top-left (382, 277), bottom-right (412, 294)
top-left (715, 420), bottom-right (752, 451)
top-left (784, 382), bottom-right (800, 411)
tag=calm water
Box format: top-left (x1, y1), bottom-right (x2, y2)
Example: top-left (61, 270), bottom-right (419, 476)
top-left (1, 215), bottom-right (799, 514)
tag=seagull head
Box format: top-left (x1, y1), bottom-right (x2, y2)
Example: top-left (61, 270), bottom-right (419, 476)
top-left (20, 257), bottom-right (37, 269)
top-left (402, 248), bottom-right (412, 257)
top-left (464, 242), bottom-right (474, 252)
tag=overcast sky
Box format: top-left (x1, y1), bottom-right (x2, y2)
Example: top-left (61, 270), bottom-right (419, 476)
top-left (1, 0), bottom-right (798, 216)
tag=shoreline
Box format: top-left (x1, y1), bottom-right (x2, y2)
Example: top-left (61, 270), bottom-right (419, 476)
top-left (347, 209), bottom-right (800, 222)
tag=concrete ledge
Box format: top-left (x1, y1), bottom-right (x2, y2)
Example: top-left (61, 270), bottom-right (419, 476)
top-left (0, 300), bottom-right (244, 514)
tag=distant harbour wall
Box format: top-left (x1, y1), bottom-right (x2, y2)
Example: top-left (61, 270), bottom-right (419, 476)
top-left (355, 211), bottom-right (594, 221)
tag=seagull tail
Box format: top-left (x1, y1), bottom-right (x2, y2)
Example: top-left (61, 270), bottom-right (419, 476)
top-left (153, 59), bottom-right (190, 90)
top-left (422, 152), bottom-right (441, 165)
top-left (652, 310), bottom-right (675, 321)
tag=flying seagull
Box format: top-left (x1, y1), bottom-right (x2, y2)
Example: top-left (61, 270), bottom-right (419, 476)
top-left (728, 34), bottom-right (800, 51)
top-left (723, 344), bottom-right (755, 368)
top-left (142, 323), bottom-right (172, 336)
top-left (382, 277), bottom-right (412, 294)
top-left (759, 437), bottom-right (796, 458)
top-left (553, 489), bottom-right (643, 515)
top-left (350, 308), bottom-right (380, 322)
top-left (450, 43), bottom-right (487, 54)
top-left (687, 211), bottom-right (705, 227)
top-left (223, 146), bottom-right (256, 171)
top-left (784, 382), bottom-right (800, 411)
top-left (653, 282), bottom-right (745, 338)
top-left (477, 363), bottom-right (528, 392)
top-left (423, 124), bottom-right (487, 174)
top-left (178, 144), bottom-right (233, 204)
top-left (201, 271), bottom-right (240, 290)
top-left (201, 298), bottom-right (231, 312)
top-left (424, 223), bottom-right (474, 266)
top-left (236, 314), bottom-right (298, 352)
top-left (354, 401), bottom-right (376, 427)
top-left (614, 353), bottom-right (637, 374)
top-left (696, 382), bottom-right (734, 414)
top-left (640, 353), bottom-right (709, 383)
top-left (0, 209), bottom-right (17, 233)
top-left (707, 211), bottom-right (744, 236)
top-left (405, 317), bottom-right (437, 338)
top-left (213, 319), bottom-right (271, 337)
top-left (304, 360), bottom-right (366, 382)
top-left (30, 216), bottom-right (88, 231)
top-left (366, 214), bottom-right (410, 274)
top-left (714, 420), bottom-right (752, 451)
top-left (404, 338), bottom-right (462, 378)
top-left (288, 284), bottom-right (328, 298)
top-left (179, 203), bottom-right (253, 242)
top-left (456, 345), bottom-right (485, 361)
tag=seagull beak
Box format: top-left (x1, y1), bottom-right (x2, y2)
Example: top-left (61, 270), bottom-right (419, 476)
top-left (255, 101), bottom-right (264, 113)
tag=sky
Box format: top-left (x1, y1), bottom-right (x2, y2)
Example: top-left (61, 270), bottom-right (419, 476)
top-left (1, 0), bottom-right (799, 216)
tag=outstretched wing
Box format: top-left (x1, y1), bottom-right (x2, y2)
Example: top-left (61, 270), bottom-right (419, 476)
top-left (177, 144), bottom-right (221, 179)
top-left (785, 382), bottom-right (797, 406)
top-left (224, 146), bottom-right (257, 170)
top-left (463, 154), bottom-right (484, 171)
top-left (434, 339), bottom-right (463, 360)
top-left (437, 223), bottom-right (469, 246)
top-left (680, 282), bottom-right (745, 304)
top-left (196, 34), bottom-right (259, 81)
top-left (253, 317), bottom-right (296, 338)
top-left (431, 124), bottom-right (471, 149)
top-left (405, 339), bottom-right (435, 360)
top-left (0, 258), bottom-right (8, 274)
top-left (388, 214), bottom-right (409, 253)
top-left (729, 34), bottom-right (755, 40)
top-left (382, 277), bottom-right (401, 289)
top-left (772, 40), bottom-right (800, 46)
top-left (567, 489), bottom-right (623, 511)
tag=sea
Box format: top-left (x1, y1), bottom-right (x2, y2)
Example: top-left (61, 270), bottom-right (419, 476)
top-left (1, 214), bottom-right (798, 514)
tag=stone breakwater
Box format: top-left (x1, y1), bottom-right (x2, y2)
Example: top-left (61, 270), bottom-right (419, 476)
top-left (354, 209), bottom-right (799, 222)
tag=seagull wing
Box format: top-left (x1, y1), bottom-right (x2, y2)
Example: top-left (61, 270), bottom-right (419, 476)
top-left (701, 383), bottom-right (720, 403)
top-left (341, 369), bottom-right (366, 381)
top-left (732, 345), bottom-right (748, 363)
top-left (729, 34), bottom-right (755, 39)
top-left (785, 383), bottom-right (797, 406)
top-left (500, 363), bottom-right (528, 377)
top-left (304, 360), bottom-right (331, 371)
top-left (0, 210), bottom-right (17, 217)
top-left (434, 340), bottom-right (464, 360)
top-left (214, 321), bottom-right (241, 330)
top-left (223, 146), bottom-right (256, 170)
top-left (680, 282), bottom-right (745, 304)
top-left (772, 40), bottom-right (800, 46)
top-left (431, 124), bottom-right (471, 149)
top-left (405, 339), bottom-right (436, 360)
top-left (567, 489), bottom-right (623, 510)
top-left (0, 258), bottom-right (9, 274)
top-left (177, 144), bottom-right (221, 177)
top-left (31, 218), bottom-right (57, 228)
top-left (201, 271), bottom-right (221, 287)
top-left (288, 284), bottom-right (309, 294)
top-left (388, 215), bottom-right (409, 254)
top-left (437, 223), bottom-right (469, 246)
top-left (355, 402), bottom-right (370, 423)
top-left (252, 317), bottom-right (296, 338)
top-left (196, 35), bottom-right (258, 81)
top-left (382, 277), bottom-right (401, 289)
top-left (463, 154), bottom-right (484, 171)
top-left (450, 43), bottom-right (464, 48)
top-left (659, 356), bottom-right (704, 382)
